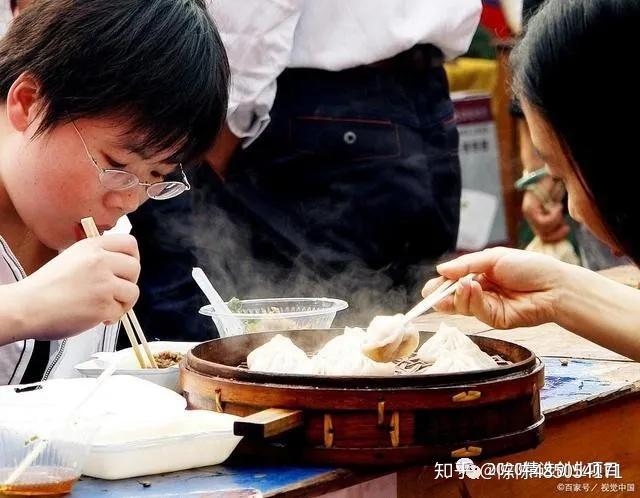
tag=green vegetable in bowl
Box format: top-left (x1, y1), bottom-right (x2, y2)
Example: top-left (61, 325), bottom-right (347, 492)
top-left (245, 320), bottom-right (261, 333)
top-left (227, 297), bottom-right (243, 313)
top-left (24, 435), bottom-right (39, 446)
top-left (226, 298), bottom-right (299, 333)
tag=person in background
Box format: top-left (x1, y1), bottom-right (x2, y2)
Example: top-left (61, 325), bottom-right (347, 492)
top-left (131, 0), bottom-right (483, 338)
top-left (422, 0), bottom-right (640, 362)
top-left (0, 0), bottom-right (229, 384)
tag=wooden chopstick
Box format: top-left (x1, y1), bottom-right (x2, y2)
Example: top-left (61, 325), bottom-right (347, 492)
top-left (120, 313), bottom-right (147, 369)
top-left (128, 308), bottom-right (158, 368)
top-left (80, 217), bottom-right (157, 369)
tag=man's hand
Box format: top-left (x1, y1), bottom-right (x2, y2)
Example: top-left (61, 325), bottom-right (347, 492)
top-left (522, 176), bottom-right (569, 243)
top-left (204, 124), bottom-right (242, 178)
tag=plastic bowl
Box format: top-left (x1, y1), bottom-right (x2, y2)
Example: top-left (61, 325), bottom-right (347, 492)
top-left (0, 408), bottom-right (97, 496)
top-left (199, 297), bottom-right (348, 335)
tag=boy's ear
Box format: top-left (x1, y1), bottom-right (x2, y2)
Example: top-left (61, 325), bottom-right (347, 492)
top-left (6, 72), bottom-right (42, 133)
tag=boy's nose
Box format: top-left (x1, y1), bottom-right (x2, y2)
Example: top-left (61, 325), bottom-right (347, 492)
top-left (104, 188), bottom-right (144, 215)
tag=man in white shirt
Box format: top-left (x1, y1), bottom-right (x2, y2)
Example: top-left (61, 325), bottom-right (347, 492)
top-left (208, 0), bottom-right (482, 157)
top-left (133, 1), bottom-right (483, 336)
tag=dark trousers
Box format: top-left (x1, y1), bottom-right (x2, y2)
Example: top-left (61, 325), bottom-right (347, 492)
top-left (131, 45), bottom-right (461, 338)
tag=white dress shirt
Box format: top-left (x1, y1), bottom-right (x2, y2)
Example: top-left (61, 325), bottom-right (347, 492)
top-left (208, 0), bottom-right (482, 144)
top-left (0, 2), bottom-right (11, 36)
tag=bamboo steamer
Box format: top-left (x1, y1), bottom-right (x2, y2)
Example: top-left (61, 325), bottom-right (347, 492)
top-left (180, 329), bottom-right (544, 466)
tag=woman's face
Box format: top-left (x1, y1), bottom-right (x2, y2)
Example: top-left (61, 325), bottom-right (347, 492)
top-left (522, 101), bottom-right (622, 254)
top-left (0, 78), bottom-right (179, 251)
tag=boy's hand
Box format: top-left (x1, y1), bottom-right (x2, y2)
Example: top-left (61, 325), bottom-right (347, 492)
top-left (14, 235), bottom-right (141, 340)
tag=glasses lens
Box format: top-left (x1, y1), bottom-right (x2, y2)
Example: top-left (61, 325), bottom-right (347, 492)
top-left (99, 170), bottom-right (139, 191)
top-left (146, 181), bottom-right (186, 200)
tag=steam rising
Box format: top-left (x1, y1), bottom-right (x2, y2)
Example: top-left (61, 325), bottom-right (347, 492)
top-left (189, 200), bottom-right (444, 328)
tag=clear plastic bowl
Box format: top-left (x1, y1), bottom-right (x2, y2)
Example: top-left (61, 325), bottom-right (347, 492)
top-left (200, 297), bottom-right (348, 335)
top-left (0, 409), bottom-right (97, 496)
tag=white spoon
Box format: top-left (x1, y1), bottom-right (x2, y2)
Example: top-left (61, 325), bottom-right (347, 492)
top-left (192, 267), bottom-right (245, 337)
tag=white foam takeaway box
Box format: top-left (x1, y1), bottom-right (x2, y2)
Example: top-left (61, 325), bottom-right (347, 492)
top-left (0, 377), bottom-right (242, 480)
top-left (0, 376), bottom-right (186, 424)
top-left (84, 410), bottom-right (242, 480)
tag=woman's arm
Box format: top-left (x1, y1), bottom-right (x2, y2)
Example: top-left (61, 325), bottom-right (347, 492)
top-left (423, 247), bottom-right (640, 361)
top-left (554, 264), bottom-right (640, 361)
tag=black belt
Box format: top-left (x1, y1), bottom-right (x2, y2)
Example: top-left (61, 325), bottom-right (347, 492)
top-left (281, 43), bottom-right (445, 82)
top-left (366, 44), bottom-right (445, 72)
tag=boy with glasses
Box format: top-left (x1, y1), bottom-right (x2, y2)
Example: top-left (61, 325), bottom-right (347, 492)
top-left (0, 0), bottom-right (229, 384)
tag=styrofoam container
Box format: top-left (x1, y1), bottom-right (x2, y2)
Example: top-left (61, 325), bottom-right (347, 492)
top-left (200, 297), bottom-right (348, 336)
top-left (83, 410), bottom-right (242, 480)
top-left (0, 377), bottom-right (186, 425)
top-left (74, 341), bottom-right (199, 392)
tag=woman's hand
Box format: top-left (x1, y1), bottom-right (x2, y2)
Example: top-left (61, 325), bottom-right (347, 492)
top-left (422, 247), bottom-right (571, 329)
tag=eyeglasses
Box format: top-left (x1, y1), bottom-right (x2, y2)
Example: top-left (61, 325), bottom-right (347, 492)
top-left (72, 122), bottom-right (191, 200)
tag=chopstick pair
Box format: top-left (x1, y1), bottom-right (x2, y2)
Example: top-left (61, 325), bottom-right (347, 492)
top-left (80, 217), bottom-right (158, 369)
top-left (404, 273), bottom-right (477, 323)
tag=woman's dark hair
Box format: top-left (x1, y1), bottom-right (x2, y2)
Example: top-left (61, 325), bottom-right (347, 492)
top-left (0, 0), bottom-right (229, 165)
top-left (511, 0), bottom-right (640, 263)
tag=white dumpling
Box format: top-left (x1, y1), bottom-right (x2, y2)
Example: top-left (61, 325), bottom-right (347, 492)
top-left (416, 323), bottom-right (481, 363)
top-left (361, 314), bottom-right (420, 362)
top-left (426, 348), bottom-right (499, 374)
top-left (312, 327), bottom-right (395, 376)
top-left (247, 334), bottom-right (312, 374)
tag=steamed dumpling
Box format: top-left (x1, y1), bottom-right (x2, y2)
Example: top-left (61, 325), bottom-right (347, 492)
top-left (416, 323), bottom-right (499, 373)
top-left (426, 348), bottom-right (499, 374)
top-left (312, 327), bottom-right (396, 376)
top-left (361, 314), bottom-right (420, 362)
top-left (247, 334), bottom-right (312, 374)
top-left (416, 323), bottom-right (482, 363)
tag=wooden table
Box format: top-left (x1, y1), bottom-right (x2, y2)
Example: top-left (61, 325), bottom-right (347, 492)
top-left (74, 267), bottom-right (640, 497)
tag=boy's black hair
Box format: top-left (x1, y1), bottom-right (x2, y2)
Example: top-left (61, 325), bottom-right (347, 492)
top-left (0, 0), bottom-right (229, 165)
top-left (511, 0), bottom-right (640, 264)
